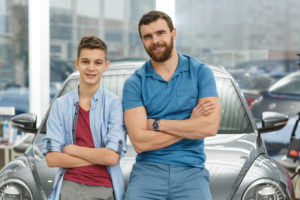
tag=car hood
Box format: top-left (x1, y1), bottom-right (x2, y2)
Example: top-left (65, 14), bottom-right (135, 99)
top-left (122, 133), bottom-right (261, 200)
top-left (204, 133), bottom-right (260, 200)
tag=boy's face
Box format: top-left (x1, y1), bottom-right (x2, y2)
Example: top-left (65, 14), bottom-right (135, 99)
top-left (75, 48), bottom-right (109, 87)
top-left (140, 18), bottom-right (176, 62)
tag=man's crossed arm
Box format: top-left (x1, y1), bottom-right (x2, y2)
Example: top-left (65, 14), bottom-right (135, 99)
top-left (125, 96), bottom-right (221, 153)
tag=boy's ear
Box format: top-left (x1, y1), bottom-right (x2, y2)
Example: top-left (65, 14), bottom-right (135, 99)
top-left (104, 60), bottom-right (110, 72)
top-left (74, 59), bottom-right (79, 70)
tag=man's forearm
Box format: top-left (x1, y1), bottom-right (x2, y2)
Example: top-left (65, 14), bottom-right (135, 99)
top-left (128, 129), bottom-right (182, 153)
top-left (124, 106), bottom-right (183, 153)
top-left (158, 117), bottom-right (218, 139)
top-left (46, 152), bottom-right (94, 168)
top-left (154, 98), bottom-right (221, 139)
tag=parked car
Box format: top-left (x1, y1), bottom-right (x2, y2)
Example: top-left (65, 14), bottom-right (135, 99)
top-left (0, 82), bottom-right (61, 115)
top-left (0, 61), bottom-right (293, 200)
top-left (232, 58), bottom-right (299, 80)
top-left (251, 71), bottom-right (300, 119)
top-left (230, 71), bottom-right (275, 108)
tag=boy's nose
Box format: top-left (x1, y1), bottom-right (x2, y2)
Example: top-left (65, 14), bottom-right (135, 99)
top-left (87, 64), bottom-right (95, 70)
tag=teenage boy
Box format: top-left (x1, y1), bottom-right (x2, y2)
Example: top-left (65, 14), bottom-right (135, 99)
top-left (123, 11), bottom-right (221, 200)
top-left (43, 36), bottom-right (127, 200)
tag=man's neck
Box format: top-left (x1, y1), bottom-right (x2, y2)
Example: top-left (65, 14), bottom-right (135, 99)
top-left (151, 49), bottom-right (178, 82)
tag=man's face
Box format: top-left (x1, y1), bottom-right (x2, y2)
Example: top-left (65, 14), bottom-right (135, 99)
top-left (140, 19), bottom-right (176, 62)
top-left (75, 48), bottom-right (110, 86)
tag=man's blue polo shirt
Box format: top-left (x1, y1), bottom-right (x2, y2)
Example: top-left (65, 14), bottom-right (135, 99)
top-left (123, 53), bottom-right (218, 167)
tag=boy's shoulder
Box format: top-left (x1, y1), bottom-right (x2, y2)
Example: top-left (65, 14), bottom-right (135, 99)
top-left (102, 88), bottom-right (121, 101)
top-left (53, 90), bottom-right (77, 107)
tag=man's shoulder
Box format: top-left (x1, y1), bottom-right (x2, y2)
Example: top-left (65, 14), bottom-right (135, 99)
top-left (124, 62), bottom-right (147, 85)
top-left (184, 55), bottom-right (207, 69)
top-left (183, 54), bottom-right (213, 75)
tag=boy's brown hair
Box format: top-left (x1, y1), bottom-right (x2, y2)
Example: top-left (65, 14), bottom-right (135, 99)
top-left (77, 36), bottom-right (108, 59)
top-left (138, 10), bottom-right (174, 38)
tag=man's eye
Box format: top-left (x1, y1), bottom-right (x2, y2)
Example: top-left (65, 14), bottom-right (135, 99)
top-left (143, 35), bottom-right (151, 40)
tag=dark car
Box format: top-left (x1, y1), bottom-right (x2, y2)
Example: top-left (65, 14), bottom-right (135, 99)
top-left (232, 58), bottom-right (299, 80)
top-left (230, 71), bottom-right (275, 108)
top-left (0, 83), bottom-right (61, 115)
top-left (251, 71), bottom-right (300, 119)
top-left (0, 59), bottom-right (74, 115)
top-left (0, 61), bottom-right (293, 200)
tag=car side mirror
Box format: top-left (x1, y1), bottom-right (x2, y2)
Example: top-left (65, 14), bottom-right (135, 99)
top-left (11, 113), bottom-right (38, 134)
top-left (258, 111), bottom-right (288, 134)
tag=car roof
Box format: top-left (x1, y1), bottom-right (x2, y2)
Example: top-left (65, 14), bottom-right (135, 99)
top-left (285, 70), bottom-right (300, 79)
top-left (67, 61), bottom-right (231, 80)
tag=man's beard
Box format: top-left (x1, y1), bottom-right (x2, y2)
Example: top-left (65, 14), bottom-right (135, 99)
top-left (145, 37), bottom-right (174, 62)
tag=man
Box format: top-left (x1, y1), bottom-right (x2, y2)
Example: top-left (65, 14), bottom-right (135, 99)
top-left (123, 11), bottom-right (221, 200)
top-left (43, 36), bottom-right (127, 200)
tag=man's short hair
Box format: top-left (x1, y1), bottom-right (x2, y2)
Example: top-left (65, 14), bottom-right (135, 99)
top-left (77, 36), bottom-right (108, 59)
top-left (138, 10), bottom-right (174, 38)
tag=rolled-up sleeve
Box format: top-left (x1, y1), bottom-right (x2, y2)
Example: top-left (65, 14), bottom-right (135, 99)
top-left (42, 100), bottom-right (65, 155)
top-left (104, 98), bottom-right (127, 158)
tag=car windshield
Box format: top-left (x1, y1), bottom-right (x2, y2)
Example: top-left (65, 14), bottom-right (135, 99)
top-left (269, 73), bottom-right (300, 96)
top-left (231, 72), bottom-right (275, 91)
top-left (40, 67), bottom-right (254, 134)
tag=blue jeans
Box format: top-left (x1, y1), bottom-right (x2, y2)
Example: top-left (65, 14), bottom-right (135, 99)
top-left (125, 161), bottom-right (212, 200)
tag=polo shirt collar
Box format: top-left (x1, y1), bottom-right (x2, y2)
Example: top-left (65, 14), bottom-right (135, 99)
top-left (145, 53), bottom-right (190, 79)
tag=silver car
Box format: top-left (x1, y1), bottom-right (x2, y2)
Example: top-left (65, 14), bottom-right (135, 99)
top-left (0, 61), bottom-right (293, 200)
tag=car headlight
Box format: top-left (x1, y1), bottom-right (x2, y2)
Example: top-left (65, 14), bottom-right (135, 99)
top-left (0, 178), bottom-right (32, 200)
top-left (242, 179), bottom-right (287, 200)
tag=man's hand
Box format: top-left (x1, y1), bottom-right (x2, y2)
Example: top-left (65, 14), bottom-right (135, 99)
top-left (190, 98), bottom-right (217, 119)
top-left (147, 99), bottom-right (217, 130)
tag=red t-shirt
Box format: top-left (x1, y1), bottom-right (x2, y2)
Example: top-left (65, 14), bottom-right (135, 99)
top-left (64, 105), bottom-right (112, 187)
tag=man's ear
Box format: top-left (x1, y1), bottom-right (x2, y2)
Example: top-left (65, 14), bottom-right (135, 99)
top-left (171, 28), bottom-right (177, 40)
top-left (104, 60), bottom-right (110, 72)
top-left (74, 59), bottom-right (79, 70)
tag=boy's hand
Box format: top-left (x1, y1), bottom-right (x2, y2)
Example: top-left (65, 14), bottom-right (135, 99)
top-left (190, 99), bottom-right (216, 119)
top-left (62, 144), bottom-right (76, 155)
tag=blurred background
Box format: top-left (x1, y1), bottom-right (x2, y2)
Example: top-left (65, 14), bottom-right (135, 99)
top-left (0, 0), bottom-right (300, 161)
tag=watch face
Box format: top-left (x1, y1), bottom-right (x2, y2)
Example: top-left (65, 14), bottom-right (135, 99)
top-left (153, 120), bottom-right (159, 131)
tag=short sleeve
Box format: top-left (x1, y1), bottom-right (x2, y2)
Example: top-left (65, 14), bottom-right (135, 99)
top-left (197, 65), bottom-right (219, 99)
top-left (122, 74), bottom-right (144, 110)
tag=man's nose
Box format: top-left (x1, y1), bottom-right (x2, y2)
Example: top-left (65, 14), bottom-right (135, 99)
top-left (152, 34), bottom-right (160, 44)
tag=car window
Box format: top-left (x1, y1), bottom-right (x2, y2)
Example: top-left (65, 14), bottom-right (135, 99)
top-left (216, 77), bottom-right (253, 134)
top-left (270, 78), bottom-right (300, 96)
top-left (40, 69), bottom-right (254, 134)
top-left (231, 72), bottom-right (275, 91)
top-left (101, 74), bottom-right (129, 98)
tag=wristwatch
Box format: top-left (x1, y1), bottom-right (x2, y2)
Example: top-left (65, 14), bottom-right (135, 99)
top-left (152, 119), bottom-right (160, 131)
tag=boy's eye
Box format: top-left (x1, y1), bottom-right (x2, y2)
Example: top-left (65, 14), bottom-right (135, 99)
top-left (82, 60), bottom-right (89, 63)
